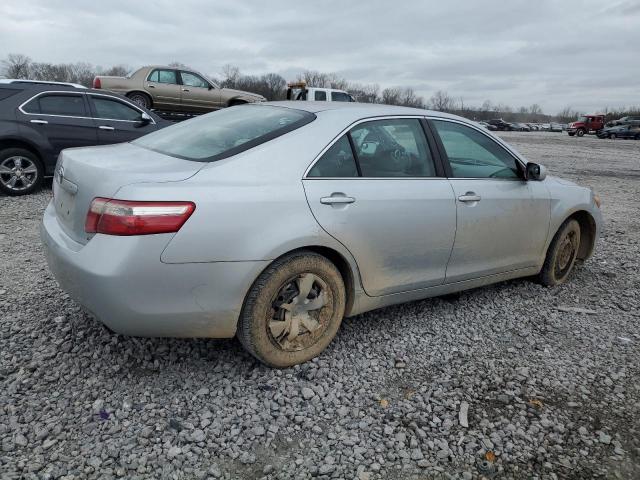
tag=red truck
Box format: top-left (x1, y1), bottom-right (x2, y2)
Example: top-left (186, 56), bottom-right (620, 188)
top-left (567, 114), bottom-right (605, 137)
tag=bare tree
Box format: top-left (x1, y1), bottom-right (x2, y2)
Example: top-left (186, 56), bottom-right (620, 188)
top-left (529, 104), bottom-right (542, 115)
top-left (381, 87), bottom-right (402, 105)
top-left (429, 90), bottom-right (454, 111)
top-left (2, 53), bottom-right (32, 78)
top-left (220, 64), bottom-right (241, 88)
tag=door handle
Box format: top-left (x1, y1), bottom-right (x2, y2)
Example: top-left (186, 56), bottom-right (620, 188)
top-left (182, 88), bottom-right (190, 92)
top-left (148, 84), bottom-right (155, 88)
top-left (458, 192), bottom-right (481, 203)
top-left (98, 125), bottom-right (115, 131)
top-left (320, 195), bottom-right (355, 205)
top-left (30, 119), bottom-right (48, 125)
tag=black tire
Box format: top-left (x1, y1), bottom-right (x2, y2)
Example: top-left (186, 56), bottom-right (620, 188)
top-left (237, 251), bottom-right (346, 368)
top-left (568, 132), bottom-right (575, 137)
top-left (576, 129), bottom-right (585, 137)
top-left (539, 219), bottom-right (581, 286)
top-left (610, 134), bottom-right (616, 139)
top-left (0, 148), bottom-right (44, 196)
top-left (228, 99), bottom-right (247, 107)
top-left (635, 134), bottom-right (640, 140)
top-left (127, 92), bottom-right (152, 109)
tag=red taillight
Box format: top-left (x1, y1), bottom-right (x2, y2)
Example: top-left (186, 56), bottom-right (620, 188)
top-left (85, 197), bottom-right (195, 236)
top-left (92, 77), bottom-right (101, 89)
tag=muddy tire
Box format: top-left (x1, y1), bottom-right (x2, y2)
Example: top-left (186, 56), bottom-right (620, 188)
top-left (539, 219), bottom-right (581, 286)
top-left (237, 251), bottom-right (346, 368)
top-left (0, 148), bottom-right (44, 196)
top-left (127, 92), bottom-right (152, 109)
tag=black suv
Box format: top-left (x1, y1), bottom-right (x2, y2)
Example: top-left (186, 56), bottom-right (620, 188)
top-left (0, 84), bottom-right (169, 195)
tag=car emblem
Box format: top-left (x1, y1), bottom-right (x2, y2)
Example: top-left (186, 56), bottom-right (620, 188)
top-left (57, 165), bottom-right (64, 183)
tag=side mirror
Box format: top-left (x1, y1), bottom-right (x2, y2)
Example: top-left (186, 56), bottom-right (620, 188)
top-left (526, 162), bottom-right (547, 181)
top-left (137, 112), bottom-right (152, 127)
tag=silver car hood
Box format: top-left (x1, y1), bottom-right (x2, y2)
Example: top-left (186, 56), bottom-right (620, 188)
top-left (545, 175), bottom-right (579, 187)
top-left (54, 142), bottom-right (203, 244)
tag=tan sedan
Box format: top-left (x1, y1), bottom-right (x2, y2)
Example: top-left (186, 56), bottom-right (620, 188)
top-left (92, 65), bottom-right (265, 113)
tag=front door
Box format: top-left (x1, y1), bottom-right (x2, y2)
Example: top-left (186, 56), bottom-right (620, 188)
top-left (430, 119), bottom-right (550, 282)
top-left (303, 118), bottom-right (457, 296)
top-left (88, 94), bottom-right (158, 144)
top-left (179, 71), bottom-right (218, 111)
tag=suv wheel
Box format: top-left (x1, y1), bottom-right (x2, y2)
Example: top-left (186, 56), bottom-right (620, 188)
top-left (0, 148), bottom-right (44, 196)
top-left (127, 92), bottom-right (152, 109)
top-left (237, 251), bottom-right (346, 367)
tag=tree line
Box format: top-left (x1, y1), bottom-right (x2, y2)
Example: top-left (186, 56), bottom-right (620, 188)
top-left (2, 54), bottom-right (638, 123)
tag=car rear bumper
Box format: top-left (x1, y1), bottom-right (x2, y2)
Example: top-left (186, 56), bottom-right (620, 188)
top-left (40, 200), bottom-right (267, 338)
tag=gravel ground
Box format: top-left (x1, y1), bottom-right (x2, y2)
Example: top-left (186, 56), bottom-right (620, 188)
top-left (1, 131), bottom-right (639, 480)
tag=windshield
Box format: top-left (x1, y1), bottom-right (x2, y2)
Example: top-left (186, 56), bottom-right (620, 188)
top-left (133, 105), bottom-right (315, 162)
top-left (577, 116), bottom-right (588, 122)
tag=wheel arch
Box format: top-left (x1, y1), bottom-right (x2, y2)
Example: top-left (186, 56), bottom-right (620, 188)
top-left (0, 138), bottom-right (45, 165)
top-left (567, 210), bottom-right (597, 260)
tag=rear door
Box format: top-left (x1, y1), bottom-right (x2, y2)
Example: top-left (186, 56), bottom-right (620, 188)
top-left (144, 69), bottom-right (181, 109)
top-left (429, 118), bottom-right (550, 282)
top-left (179, 70), bottom-right (218, 111)
top-left (303, 117), bottom-right (456, 296)
top-left (18, 91), bottom-right (98, 164)
top-left (87, 94), bottom-right (158, 144)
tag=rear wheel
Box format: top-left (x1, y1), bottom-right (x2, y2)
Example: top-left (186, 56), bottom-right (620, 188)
top-left (237, 251), bottom-right (346, 367)
top-left (576, 129), bottom-right (585, 137)
top-left (0, 148), bottom-right (44, 196)
top-left (127, 92), bottom-right (152, 109)
top-left (539, 219), bottom-right (581, 286)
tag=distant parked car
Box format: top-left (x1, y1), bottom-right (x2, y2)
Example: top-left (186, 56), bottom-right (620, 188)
top-left (510, 123), bottom-right (531, 132)
top-left (41, 102), bottom-right (602, 367)
top-left (487, 119), bottom-right (514, 131)
top-left (0, 79), bottom-right (87, 89)
top-left (608, 116), bottom-right (640, 126)
top-left (550, 123), bottom-right (563, 132)
top-left (286, 82), bottom-right (355, 102)
top-left (478, 121), bottom-right (498, 131)
top-left (93, 66), bottom-right (266, 113)
top-left (596, 124), bottom-right (640, 139)
top-left (0, 84), bottom-right (168, 195)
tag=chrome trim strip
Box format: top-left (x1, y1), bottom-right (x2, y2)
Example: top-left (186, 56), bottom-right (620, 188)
top-left (17, 90), bottom-right (156, 125)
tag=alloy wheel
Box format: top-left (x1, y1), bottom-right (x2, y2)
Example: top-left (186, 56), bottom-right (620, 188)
top-left (0, 156), bottom-right (39, 192)
top-left (268, 273), bottom-right (332, 352)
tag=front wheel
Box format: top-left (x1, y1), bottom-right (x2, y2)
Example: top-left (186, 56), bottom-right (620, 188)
top-left (0, 148), bottom-right (44, 196)
top-left (576, 129), bottom-right (585, 137)
top-left (237, 251), bottom-right (346, 367)
top-left (539, 219), bottom-right (581, 286)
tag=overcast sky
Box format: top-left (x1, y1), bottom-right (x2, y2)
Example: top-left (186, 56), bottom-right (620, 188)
top-left (1, 0), bottom-right (638, 113)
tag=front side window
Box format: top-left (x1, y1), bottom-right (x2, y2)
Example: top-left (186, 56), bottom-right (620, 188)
top-left (180, 71), bottom-right (209, 88)
top-left (350, 119), bottom-right (436, 177)
top-left (314, 90), bottom-right (327, 101)
top-left (134, 105), bottom-right (314, 162)
top-left (148, 69), bottom-right (178, 84)
top-left (307, 135), bottom-right (358, 177)
top-left (23, 94), bottom-right (86, 117)
top-left (90, 96), bottom-right (143, 121)
top-left (432, 120), bottom-right (520, 179)
top-left (331, 91), bottom-right (352, 102)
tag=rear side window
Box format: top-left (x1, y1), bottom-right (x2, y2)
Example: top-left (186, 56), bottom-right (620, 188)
top-left (350, 119), bottom-right (436, 177)
top-left (331, 91), bottom-right (352, 102)
top-left (0, 89), bottom-right (21, 101)
top-left (134, 105), bottom-right (315, 162)
top-left (90, 96), bottom-right (143, 121)
top-left (23, 94), bottom-right (87, 117)
top-left (147, 69), bottom-right (178, 84)
top-left (307, 136), bottom-right (358, 177)
top-left (314, 90), bottom-right (327, 101)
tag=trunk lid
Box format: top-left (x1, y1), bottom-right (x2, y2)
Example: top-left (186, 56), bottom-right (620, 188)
top-left (53, 142), bottom-right (203, 245)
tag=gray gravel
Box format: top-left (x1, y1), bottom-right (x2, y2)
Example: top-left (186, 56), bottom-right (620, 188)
top-left (1, 131), bottom-right (639, 479)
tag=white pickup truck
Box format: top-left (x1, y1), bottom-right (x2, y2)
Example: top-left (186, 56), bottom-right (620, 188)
top-left (286, 82), bottom-right (355, 102)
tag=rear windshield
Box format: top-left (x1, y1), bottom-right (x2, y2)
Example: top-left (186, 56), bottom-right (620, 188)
top-left (133, 105), bottom-right (315, 162)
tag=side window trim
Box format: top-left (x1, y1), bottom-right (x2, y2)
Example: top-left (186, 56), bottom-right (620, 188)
top-left (304, 115), bottom-right (447, 179)
top-left (427, 117), bottom-right (526, 180)
top-left (87, 94), bottom-right (154, 123)
top-left (18, 91), bottom-right (90, 119)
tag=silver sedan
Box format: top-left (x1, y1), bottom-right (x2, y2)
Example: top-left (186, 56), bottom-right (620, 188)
top-left (41, 102), bottom-right (602, 367)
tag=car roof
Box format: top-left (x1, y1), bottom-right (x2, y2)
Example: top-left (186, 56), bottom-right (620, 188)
top-left (0, 79), bottom-right (87, 88)
top-left (264, 100), bottom-right (464, 121)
